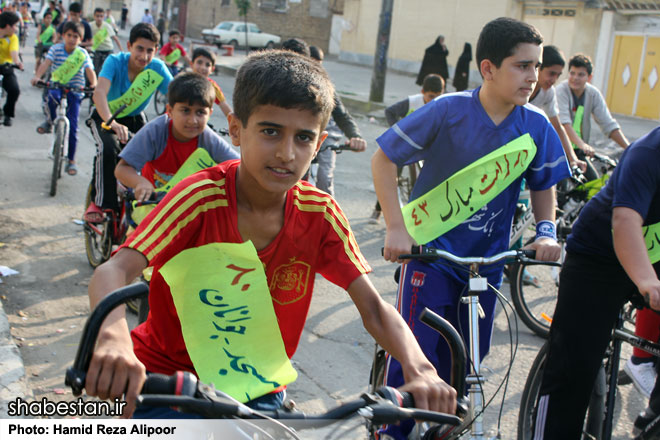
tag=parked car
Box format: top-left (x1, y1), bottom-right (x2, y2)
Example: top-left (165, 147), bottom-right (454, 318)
top-left (201, 21), bottom-right (281, 49)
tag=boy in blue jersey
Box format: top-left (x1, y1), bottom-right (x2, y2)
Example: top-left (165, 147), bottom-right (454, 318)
top-left (372, 17), bottom-right (571, 439)
top-left (533, 127), bottom-right (660, 438)
top-left (85, 22), bottom-right (172, 222)
top-left (31, 21), bottom-right (95, 175)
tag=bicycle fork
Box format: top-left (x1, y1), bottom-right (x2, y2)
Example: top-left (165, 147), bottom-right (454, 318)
top-left (461, 263), bottom-right (490, 440)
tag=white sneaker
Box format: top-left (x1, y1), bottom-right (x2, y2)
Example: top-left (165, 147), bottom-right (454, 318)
top-left (625, 358), bottom-right (656, 398)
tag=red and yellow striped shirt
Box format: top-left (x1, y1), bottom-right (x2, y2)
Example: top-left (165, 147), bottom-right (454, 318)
top-left (123, 160), bottom-right (371, 375)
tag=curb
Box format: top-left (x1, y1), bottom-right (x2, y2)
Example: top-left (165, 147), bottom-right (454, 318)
top-left (0, 299), bottom-right (31, 417)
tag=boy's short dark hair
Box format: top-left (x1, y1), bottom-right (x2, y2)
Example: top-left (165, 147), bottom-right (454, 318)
top-left (168, 29), bottom-right (181, 38)
top-left (541, 45), bottom-right (565, 69)
top-left (233, 50), bottom-right (335, 129)
top-left (129, 22), bottom-right (160, 44)
top-left (69, 2), bottom-right (81, 13)
top-left (43, 10), bottom-right (52, 18)
top-left (167, 72), bottom-right (215, 109)
top-left (422, 74), bottom-right (444, 93)
top-left (192, 47), bottom-right (216, 65)
top-left (62, 20), bottom-right (83, 37)
top-left (309, 45), bottom-right (324, 62)
top-left (476, 17), bottom-right (543, 70)
top-left (281, 38), bottom-right (310, 57)
top-left (569, 53), bottom-right (593, 75)
top-left (0, 11), bottom-right (20, 28)
top-left (94, 7), bottom-right (104, 14)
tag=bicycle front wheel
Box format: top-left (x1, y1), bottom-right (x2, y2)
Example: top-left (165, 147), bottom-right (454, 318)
top-left (153, 90), bottom-right (167, 115)
top-left (397, 162), bottom-right (420, 206)
top-left (49, 120), bottom-right (66, 197)
top-left (83, 183), bottom-right (112, 267)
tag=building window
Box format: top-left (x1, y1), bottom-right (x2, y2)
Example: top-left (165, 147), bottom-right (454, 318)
top-left (221, 0), bottom-right (230, 6)
top-left (260, 0), bottom-right (289, 12)
top-left (110, 0), bottom-right (122, 10)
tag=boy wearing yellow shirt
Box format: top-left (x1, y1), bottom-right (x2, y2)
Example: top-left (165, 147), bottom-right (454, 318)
top-left (0, 11), bottom-right (23, 126)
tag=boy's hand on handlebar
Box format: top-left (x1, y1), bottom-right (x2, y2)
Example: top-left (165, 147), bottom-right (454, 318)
top-left (571, 159), bottom-right (587, 173)
top-left (85, 332), bottom-right (146, 419)
top-left (524, 237), bottom-right (561, 262)
top-left (579, 143), bottom-right (595, 157)
top-left (400, 371), bottom-right (457, 415)
top-left (347, 137), bottom-right (367, 152)
top-left (134, 180), bottom-right (155, 202)
top-left (30, 76), bottom-right (41, 86)
top-left (638, 279), bottom-right (660, 311)
top-left (111, 121), bottom-right (130, 144)
top-left (383, 226), bottom-right (415, 263)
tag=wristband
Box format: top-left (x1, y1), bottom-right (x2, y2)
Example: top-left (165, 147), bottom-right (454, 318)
top-left (535, 220), bottom-right (557, 241)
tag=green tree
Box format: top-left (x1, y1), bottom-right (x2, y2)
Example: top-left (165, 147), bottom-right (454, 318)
top-left (235, 0), bottom-right (251, 54)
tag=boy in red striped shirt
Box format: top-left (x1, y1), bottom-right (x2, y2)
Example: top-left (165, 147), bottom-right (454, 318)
top-left (84, 50), bottom-right (456, 419)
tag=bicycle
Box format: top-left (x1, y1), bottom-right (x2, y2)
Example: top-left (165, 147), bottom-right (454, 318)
top-left (304, 135), bottom-right (355, 187)
top-left (153, 64), bottom-right (179, 115)
top-left (65, 283), bottom-right (462, 439)
top-left (507, 154), bottom-right (618, 338)
top-left (369, 246), bottom-right (551, 439)
top-left (517, 296), bottom-right (660, 440)
top-left (397, 161), bottom-right (423, 206)
top-left (35, 80), bottom-right (94, 197)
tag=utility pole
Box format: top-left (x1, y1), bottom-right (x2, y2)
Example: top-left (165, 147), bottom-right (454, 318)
top-left (368, 0), bottom-right (394, 103)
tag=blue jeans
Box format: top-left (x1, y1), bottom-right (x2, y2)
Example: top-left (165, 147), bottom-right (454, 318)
top-left (46, 89), bottom-right (81, 161)
top-left (132, 387), bottom-right (286, 419)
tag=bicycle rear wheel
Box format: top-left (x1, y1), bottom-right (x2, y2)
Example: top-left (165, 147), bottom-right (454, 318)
top-left (83, 183), bottom-right (112, 268)
top-left (49, 120), bottom-right (66, 197)
top-left (397, 162), bottom-right (420, 206)
top-left (518, 342), bottom-right (606, 440)
top-left (153, 89), bottom-right (167, 115)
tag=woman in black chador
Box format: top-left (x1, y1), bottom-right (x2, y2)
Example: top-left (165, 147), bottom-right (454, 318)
top-left (416, 35), bottom-right (449, 85)
top-left (452, 42), bottom-right (472, 92)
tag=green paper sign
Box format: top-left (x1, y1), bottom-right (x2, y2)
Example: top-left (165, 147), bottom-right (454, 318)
top-left (130, 148), bottom-right (217, 225)
top-left (644, 223), bottom-right (660, 264)
top-left (108, 68), bottom-right (163, 118)
top-left (402, 133), bottom-right (538, 244)
top-left (51, 48), bottom-right (85, 84)
top-left (39, 25), bottom-right (54, 44)
top-left (571, 105), bottom-right (584, 150)
top-left (166, 48), bottom-right (181, 65)
top-left (159, 241), bottom-right (298, 403)
top-left (92, 26), bottom-right (108, 50)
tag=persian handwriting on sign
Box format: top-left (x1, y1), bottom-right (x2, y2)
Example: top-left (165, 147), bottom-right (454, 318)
top-left (51, 48), bottom-right (86, 84)
top-left (130, 148), bottom-right (217, 225)
top-left (644, 223), bottom-right (660, 264)
top-left (165, 48), bottom-right (181, 64)
top-left (159, 241), bottom-right (297, 403)
top-left (39, 25), bottom-right (54, 44)
top-left (92, 27), bottom-right (108, 50)
top-left (402, 133), bottom-right (538, 244)
top-left (108, 68), bottom-right (163, 118)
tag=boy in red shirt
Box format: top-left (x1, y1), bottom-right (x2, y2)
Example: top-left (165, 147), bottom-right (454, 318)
top-left (114, 71), bottom-right (238, 203)
top-left (85, 50), bottom-right (456, 419)
top-left (159, 29), bottom-right (191, 76)
top-left (190, 47), bottom-right (232, 119)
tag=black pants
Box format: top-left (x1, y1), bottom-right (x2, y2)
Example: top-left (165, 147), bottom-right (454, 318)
top-left (93, 50), bottom-right (112, 75)
top-left (534, 251), bottom-right (648, 438)
top-left (89, 110), bottom-right (146, 211)
top-left (1, 64), bottom-right (19, 118)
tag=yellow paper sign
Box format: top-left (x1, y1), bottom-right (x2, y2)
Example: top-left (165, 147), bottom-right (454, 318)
top-left (130, 148), bottom-right (217, 225)
top-left (92, 27), bottom-right (108, 50)
top-left (644, 223), bottom-right (660, 264)
top-left (165, 48), bottom-right (181, 64)
top-left (158, 241), bottom-right (298, 403)
top-left (51, 48), bottom-right (86, 84)
top-left (108, 68), bottom-right (163, 118)
top-left (403, 134), bottom-right (538, 244)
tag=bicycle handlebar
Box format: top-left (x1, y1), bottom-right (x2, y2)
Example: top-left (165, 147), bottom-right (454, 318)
top-left (592, 152), bottom-right (617, 168)
top-left (101, 104), bottom-right (129, 131)
top-left (396, 245), bottom-right (544, 267)
top-left (319, 143), bottom-right (355, 154)
top-left (35, 79), bottom-right (95, 94)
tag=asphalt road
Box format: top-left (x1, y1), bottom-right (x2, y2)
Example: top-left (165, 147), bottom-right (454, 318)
top-left (0, 33), bottom-right (651, 439)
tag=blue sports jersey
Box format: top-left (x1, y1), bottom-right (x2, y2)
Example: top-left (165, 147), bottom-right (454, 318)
top-left (568, 127), bottom-right (660, 258)
top-left (377, 87), bottom-right (570, 281)
top-left (99, 52), bottom-right (172, 117)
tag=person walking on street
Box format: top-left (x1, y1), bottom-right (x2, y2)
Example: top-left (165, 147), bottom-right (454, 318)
top-left (156, 12), bottom-right (165, 46)
top-left (452, 42), bottom-right (472, 92)
top-left (140, 9), bottom-right (153, 25)
top-left (121, 3), bottom-right (128, 29)
top-left (416, 35), bottom-right (449, 84)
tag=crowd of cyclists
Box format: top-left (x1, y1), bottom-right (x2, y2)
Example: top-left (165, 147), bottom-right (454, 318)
top-left (3, 2), bottom-right (660, 438)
